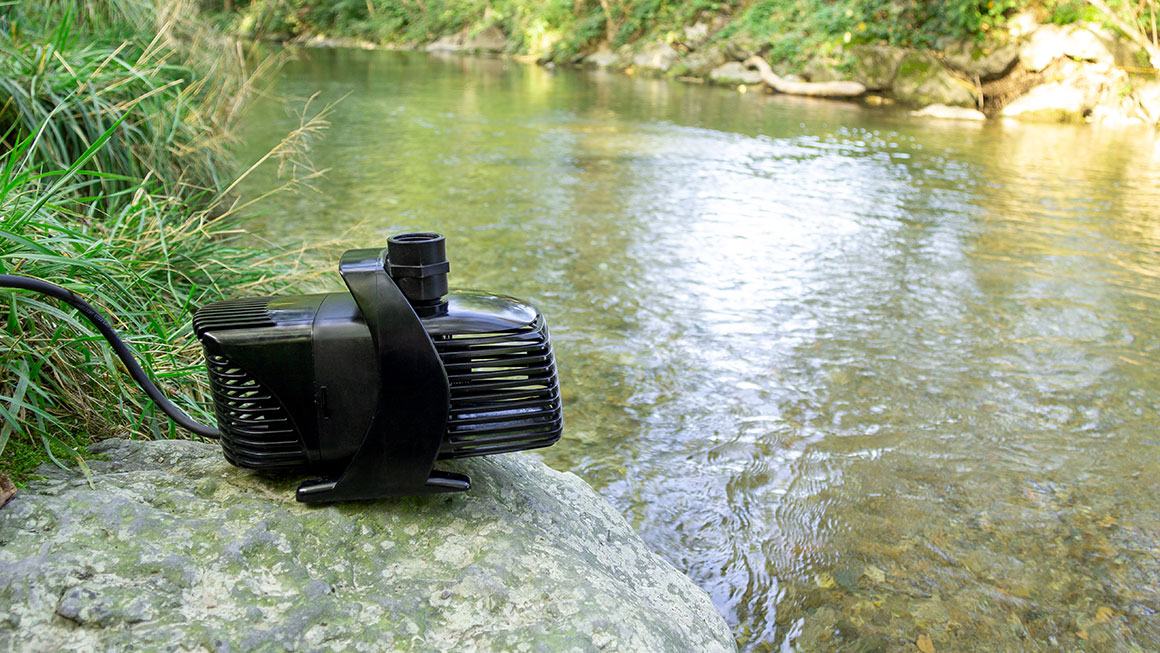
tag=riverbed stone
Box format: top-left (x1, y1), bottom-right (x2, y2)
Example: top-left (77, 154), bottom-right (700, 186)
top-left (0, 439), bottom-right (736, 652)
top-left (634, 42), bottom-right (680, 73)
top-left (892, 51), bottom-right (977, 107)
top-left (709, 61), bottom-right (762, 85)
top-left (848, 44), bottom-right (906, 91)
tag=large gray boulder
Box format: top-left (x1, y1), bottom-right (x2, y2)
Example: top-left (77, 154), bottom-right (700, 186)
top-left (942, 37), bottom-right (1020, 80)
top-left (633, 42), bottom-right (680, 73)
top-left (848, 44), bottom-right (907, 91)
top-left (719, 35), bottom-right (762, 62)
top-left (892, 51), bottom-right (977, 107)
top-left (1019, 25), bottom-right (1071, 71)
top-left (1089, 94), bottom-right (1151, 127)
top-left (802, 57), bottom-right (843, 83)
top-left (1001, 60), bottom-right (1150, 125)
top-left (708, 61), bottom-right (762, 86)
top-left (683, 44), bottom-right (728, 77)
top-left (0, 439), bottom-right (736, 652)
top-left (426, 31), bottom-right (466, 52)
top-left (465, 25), bottom-right (507, 53)
top-left (1137, 80), bottom-right (1160, 125)
top-left (585, 46), bottom-right (621, 69)
top-left (682, 22), bottom-right (711, 48)
top-left (1018, 23), bottom-right (1139, 72)
top-left (911, 104), bottom-right (987, 121)
top-left (1001, 81), bottom-right (1087, 122)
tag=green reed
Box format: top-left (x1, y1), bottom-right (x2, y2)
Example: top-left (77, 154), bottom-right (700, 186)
top-left (0, 0), bottom-right (321, 481)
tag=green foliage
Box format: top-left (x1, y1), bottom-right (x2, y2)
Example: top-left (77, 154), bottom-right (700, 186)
top-left (0, 0), bottom-right (269, 204)
top-left (226, 0), bottom-right (1045, 63)
top-left (0, 0), bottom-right (309, 480)
top-left (846, 0), bottom-right (1020, 47)
top-left (230, 0), bottom-right (746, 60)
top-left (1044, 0), bottom-right (1095, 24)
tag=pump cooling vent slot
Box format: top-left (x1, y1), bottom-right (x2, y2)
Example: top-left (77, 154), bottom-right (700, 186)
top-left (193, 297), bottom-right (275, 337)
top-left (205, 354), bottom-right (306, 469)
top-left (434, 315), bottom-right (562, 458)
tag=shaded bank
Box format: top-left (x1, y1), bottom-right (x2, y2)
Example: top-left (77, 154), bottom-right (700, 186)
top-left (224, 0), bottom-right (1160, 126)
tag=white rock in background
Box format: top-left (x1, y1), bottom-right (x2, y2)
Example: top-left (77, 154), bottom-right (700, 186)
top-left (683, 44), bottom-right (728, 76)
top-left (1136, 81), bottom-right (1160, 125)
top-left (803, 57), bottom-right (842, 83)
top-left (426, 32), bottom-right (466, 52)
top-left (633, 42), bottom-right (680, 73)
top-left (0, 439), bottom-right (737, 652)
top-left (1020, 25), bottom-right (1071, 71)
top-left (465, 25), bottom-right (507, 53)
top-left (943, 37), bottom-right (1020, 80)
top-left (912, 104), bottom-right (987, 121)
top-left (1019, 23), bottom-right (1137, 72)
top-left (1089, 98), bottom-right (1149, 127)
top-left (709, 61), bottom-right (763, 85)
top-left (683, 22), bottom-right (710, 47)
top-left (1006, 11), bottom-right (1040, 38)
top-left (586, 47), bottom-right (620, 69)
top-left (848, 44), bottom-right (907, 91)
top-left (892, 51), bottom-right (977, 107)
top-left (1002, 81), bottom-right (1087, 122)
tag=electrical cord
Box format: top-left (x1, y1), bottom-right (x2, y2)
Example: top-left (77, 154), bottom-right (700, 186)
top-left (0, 274), bottom-right (221, 439)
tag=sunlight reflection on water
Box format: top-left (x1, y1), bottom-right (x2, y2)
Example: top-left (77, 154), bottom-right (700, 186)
top-left (238, 49), bottom-right (1160, 650)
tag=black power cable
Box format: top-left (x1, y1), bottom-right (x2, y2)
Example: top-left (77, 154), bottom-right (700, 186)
top-left (0, 274), bottom-right (220, 439)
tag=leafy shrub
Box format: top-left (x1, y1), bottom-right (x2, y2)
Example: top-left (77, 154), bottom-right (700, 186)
top-left (849, 0), bottom-right (1020, 47)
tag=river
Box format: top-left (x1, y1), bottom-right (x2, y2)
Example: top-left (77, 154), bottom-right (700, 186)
top-left (236, 48), bottom-right (1160, 650)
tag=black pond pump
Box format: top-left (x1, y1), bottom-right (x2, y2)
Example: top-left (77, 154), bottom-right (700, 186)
top-left (0, 233), bottom-right (563, 503)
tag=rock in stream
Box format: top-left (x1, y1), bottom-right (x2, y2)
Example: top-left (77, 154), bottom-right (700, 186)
top-left (0, 439), bottom-right (736, 652)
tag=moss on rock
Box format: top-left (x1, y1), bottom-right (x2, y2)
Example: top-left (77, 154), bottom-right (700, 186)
top-left (893, 51), bottom-right (977, 107)
top-left (0, 439), bottom-right (736, 652)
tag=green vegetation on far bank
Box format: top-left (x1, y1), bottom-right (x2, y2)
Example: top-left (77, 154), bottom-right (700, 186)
top-left (220, 0), bottom-right (1122, 68)
top-left (0, 0), bottom-right (313, 481)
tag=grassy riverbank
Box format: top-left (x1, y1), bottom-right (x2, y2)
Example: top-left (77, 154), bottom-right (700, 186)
top-left (0, 1), bottom-right (311, 482)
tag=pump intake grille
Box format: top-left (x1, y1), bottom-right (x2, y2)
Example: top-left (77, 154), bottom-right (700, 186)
top-left (206, 354), bottom-right (307, 469)
top-left (434, 315), bottom-right (562, 458)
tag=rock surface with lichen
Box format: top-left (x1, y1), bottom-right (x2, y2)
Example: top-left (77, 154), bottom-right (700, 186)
top-left (0, 438), bottom-right (736, 652)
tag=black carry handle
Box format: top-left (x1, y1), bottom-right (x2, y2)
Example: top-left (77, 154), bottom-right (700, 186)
top-left (295, 248), bottom-right (469, 503)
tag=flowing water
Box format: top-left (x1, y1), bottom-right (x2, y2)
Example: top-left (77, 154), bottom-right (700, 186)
top-left (237, 48), bottom-right (1160, 650)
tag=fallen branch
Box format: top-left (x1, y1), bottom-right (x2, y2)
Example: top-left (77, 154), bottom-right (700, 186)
top-left (743, 56), bottom-right (866, 98)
